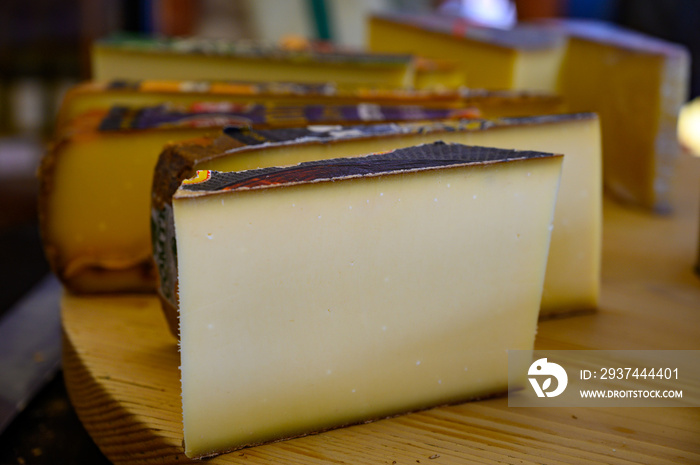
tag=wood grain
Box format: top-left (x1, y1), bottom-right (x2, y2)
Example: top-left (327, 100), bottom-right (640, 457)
top-left (62, 153), bottom-right (700, 464)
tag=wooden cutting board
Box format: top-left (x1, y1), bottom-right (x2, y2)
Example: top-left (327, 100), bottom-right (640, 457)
top-left (62, 154), bottom-right (700, 465)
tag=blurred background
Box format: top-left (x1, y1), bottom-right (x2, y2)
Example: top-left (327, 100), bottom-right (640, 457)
top-left (0, 0), bottom-right (698, 463)
top-left (1, 0), bottom-right (699, 231)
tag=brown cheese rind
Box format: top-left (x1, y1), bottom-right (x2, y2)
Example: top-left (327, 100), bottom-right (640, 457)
top-left (95, 102), bottom-right (476, 132)
top-left (177, 141), bottom-right (556, 196)
top-left (57, 79), bottom-right (565, 132)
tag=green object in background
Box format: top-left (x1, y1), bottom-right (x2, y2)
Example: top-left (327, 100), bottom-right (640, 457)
top-left (308, 0), bottom-right (333, 41)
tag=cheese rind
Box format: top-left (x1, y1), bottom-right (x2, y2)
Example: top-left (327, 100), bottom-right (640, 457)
top-left (92, 36), bottom-right (415, 90)
top-left (56, 79), bottom-right (564, 131)
top-left (69, 102), bottom-right (479, 134)
top-left (174, 143), bottom-right (563, 458)
top-left (154, 114), bottom-right (601, 335)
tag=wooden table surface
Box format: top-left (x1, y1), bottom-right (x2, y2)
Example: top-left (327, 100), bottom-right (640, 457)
top-left (61, 153), bottom-right (700, 465)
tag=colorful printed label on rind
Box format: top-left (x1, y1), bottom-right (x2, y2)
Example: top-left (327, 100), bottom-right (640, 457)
top-left (181, 170), bottom-right (212, 185)
top-left (221, 119), bottom-right (481, 146)
top-left (97, 103), bottom-right (478, 132)
top-left (106, 79), bottom-right (338, 96)
top-left (219, 113), bottom-right (594, 147)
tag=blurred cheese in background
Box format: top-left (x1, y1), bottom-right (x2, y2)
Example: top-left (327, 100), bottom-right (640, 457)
top-left (679, 97), bottom-right (700, 275)
top-left (678, 97), bottom-right (700, 157)
top-left (56, 80), bottom-right (459, 130)
top-left (369, 13), bottom-right (565, 93)
top-left (368, 12), bottom-right (691, 212)
top-left (547, 19), bottom-right (690, 213)
top-left (56, 79), bottom-right (565, 131)
top-left (91, 36), bottom-right (416, 90)
top-left (413, 57), bottom-right (467, 90)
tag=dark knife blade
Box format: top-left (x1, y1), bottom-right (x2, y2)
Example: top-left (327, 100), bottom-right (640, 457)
top-left (0, 274), bottom-right (62, 434)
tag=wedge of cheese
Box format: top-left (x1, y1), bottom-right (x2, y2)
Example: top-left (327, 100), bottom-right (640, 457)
top-left (40, 103), bottom-right (474, 293)
top-left (154, 114), bottom-right (601, 336)
top-left (368, 14), bottom-right (690, 211)
top-left (92, 36), bottom-right (415, 90)
top-left (173, 142), bottom-right (563, 458)
top-left (549, 19), bottom-right (690, 212)
top-left (56, 79), bottom-right (564, 131)
top-left (368, 13), bottom-right (565, 92)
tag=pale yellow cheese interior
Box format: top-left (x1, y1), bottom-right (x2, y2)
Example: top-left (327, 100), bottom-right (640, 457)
top-left (175, 154), bottom-right (562, 457)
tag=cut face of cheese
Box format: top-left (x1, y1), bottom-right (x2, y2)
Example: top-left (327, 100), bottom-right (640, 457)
top-left (173, 142), bottom-right (563, 458)
top-left (550, 19), bottom-right (690, 212)
top-left (41, 127), bottom-right (215, 293)
top-left (39, 104), bottom-right (480, 294)
top-left (56, 80), bottom-right (564, 131)
top-left (154, 115), bottom-right (600, 335)
top-left (368, 13), bottom-right (565, 92)
top-left (91, 36), bottom-right (415, 90)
